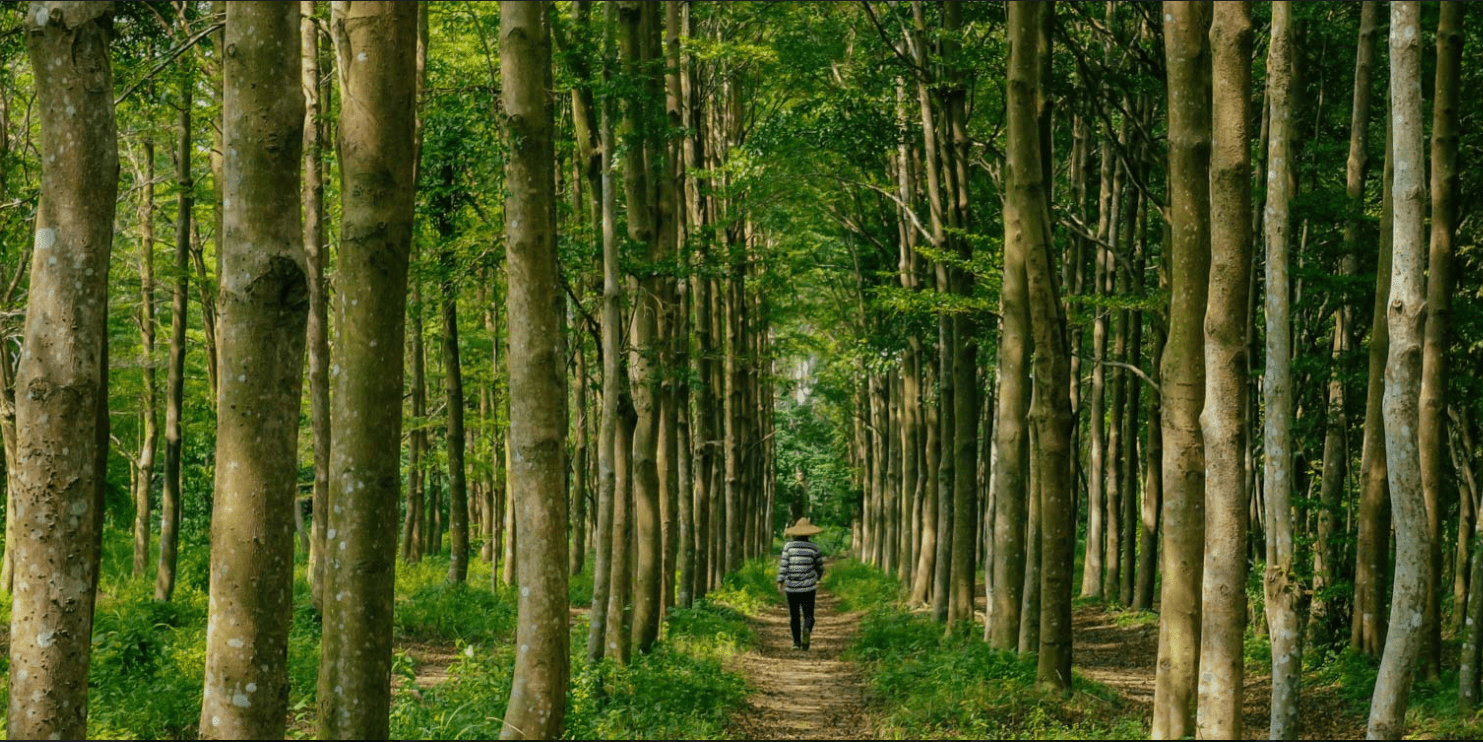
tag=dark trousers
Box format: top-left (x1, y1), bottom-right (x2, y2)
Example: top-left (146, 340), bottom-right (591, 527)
top-left (786, 589), bottom-right (816, 646)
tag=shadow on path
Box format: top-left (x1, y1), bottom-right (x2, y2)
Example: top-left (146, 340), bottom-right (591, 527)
top-left (725, 588), bottom-right (875, 740)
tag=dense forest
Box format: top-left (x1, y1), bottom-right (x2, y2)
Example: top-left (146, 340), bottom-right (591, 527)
top-left (1, 1), bottom-right (1482, 740)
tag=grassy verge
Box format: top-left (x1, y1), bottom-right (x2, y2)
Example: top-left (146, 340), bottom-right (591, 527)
top-left (0, 528), bottom-right (770, 740)
top-left (825, 558), bottom-right (1147, 740)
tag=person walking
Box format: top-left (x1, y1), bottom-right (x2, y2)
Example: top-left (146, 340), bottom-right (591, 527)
top-left (777, 517), bottom-right (826, 650)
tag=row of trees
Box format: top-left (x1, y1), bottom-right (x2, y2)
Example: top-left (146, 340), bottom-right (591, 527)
top-left (832, 1), bottom-right (1478, 739)
top-left (1, 1), bottom-right (798, 738)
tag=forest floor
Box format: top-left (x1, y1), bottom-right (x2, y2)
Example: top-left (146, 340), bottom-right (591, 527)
top-left (1071, 605), bottom-right (1368, 740)
top-left (723, 592), bottom-right (1370, 740)
top-left (725, 587), bottom-right (876, 740)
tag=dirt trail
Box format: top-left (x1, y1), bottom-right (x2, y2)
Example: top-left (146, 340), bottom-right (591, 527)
top-left (726, 588), bottom-right (875, 740)
top-left (1072, 605), bottom-right (1366, 740)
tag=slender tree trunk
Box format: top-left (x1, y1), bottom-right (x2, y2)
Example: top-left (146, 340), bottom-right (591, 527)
top-left (1313, 0), bottom-right (1379, 638)
top-left (134, 139), bottom-right (159, 579)
top-left (1195, 6), bottom-right (1253, 737)
top-left (1153, 3), bottom-right (1212, 736)
top-left (1459, 411), bottom-right (1483, 710)
top-left (1007, 0), bottom-right (1073, 693)
top-left (1082, 132), bottom-right (1111, 601)
top-left (618, 0), bottom-right (663, 656)
top-left (7, 4), bottom-right (116, 738)
top-left (443, 266), bottom-right (469, 583)
top-left (1417, 0), bottom-right (1462, 685)
top-left (157, 27), bottom-right (194, 604)
top-left (200, 6), bottom-right (307, 735)
top-left (587, 0), bottom-right (622, 659)
top-left (316, 3), bottom-right (417, 737)
top-left (990, 113), bottom-right (1032, 649)
top-left (1367, 4), bottom-right (1427, 737)
top-left (500, 3), bottom-right (569, 734)
top-left (403, 292), bottom-right (427, 563)
top-left (304, 0), bottom-right (334, 603)
top-left (1353, 94), bottom-right (1396, 658)
top-left (1261, 6), bottom-right (1306, 737)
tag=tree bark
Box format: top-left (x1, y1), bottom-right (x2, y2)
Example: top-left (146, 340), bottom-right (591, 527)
top-left (199, 5), bottom-right (307, 736)
top-left (304, 0), bottom-right (334, 604)
top-left (1007, 0), bottom-right (1073, 694)
top-left (315, 2), bottom-right (417, 737)
top-left (618, 0), bottom-right (663, 656)
top-left (1417, 0), bottom-right (1462, 685)
top-left (499, 3), bottom-right (569, 735)
top-left (1367, 3), bottom-right (1427, 737)
top-left (990, 96), bottom-right (1032, 649)
top-left (587, 0), bottom-right (622, 662)
top-left (1153, 3), bottom-right (1211, 737)
top-left (1261, 5), bottom-right (1305, 738)
top-left (1195, 5), bottom-right (1252, 737)
top-left (1313, 0), bottom-right (1378, 639)
top-left (134, 138), bottom-right (159, 578)
top-left (156, 22), bottom-right (194, 603)
top-left (7, 4), bottom-right (116, 738)
top-left (1353, 83), bottom-right (1395, 659)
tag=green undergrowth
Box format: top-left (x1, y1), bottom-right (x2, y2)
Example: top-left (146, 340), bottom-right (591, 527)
top-left (824, 557), bottom-right (906, 611)
top-left (0, 532), bottom-right (766, 740)
top-left (566, 556), bottom-right (775, 739)
top-left (831, 560), bottom-right (1146, 740)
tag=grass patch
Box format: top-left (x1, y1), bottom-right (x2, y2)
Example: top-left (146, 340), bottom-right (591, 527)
top-left (706, 557), bottom-right (784, 616)
top-left (823, 558), bottom-right (904, 611)
top-left (1, 528), bottom-right (751, 740)
top-left (842, 563), bottom-right (1147, 740)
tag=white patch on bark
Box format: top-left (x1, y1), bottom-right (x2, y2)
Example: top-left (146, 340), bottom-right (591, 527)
top-left (37, 630), bottom-right (55, 648)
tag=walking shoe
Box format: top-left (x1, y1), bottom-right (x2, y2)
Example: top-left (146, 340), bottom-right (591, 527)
top-left (802, 627), bottom-right (811, 650)
top-left (791, 643), bottom-right (803, 651)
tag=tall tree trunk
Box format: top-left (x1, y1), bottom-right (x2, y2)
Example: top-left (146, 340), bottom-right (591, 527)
top-left (1367, 3), bottom-right (1427, 737)
top-left (990, 106), bottom-right (1033, 650)
top-left (1313, 0), bottom-right (1379, 639)
top-left (619, 0), bottom-right (663, 656)
top-left (7, 4), bottom-right (116, 738)
top-left (200, 5), bottom-right (307, 735)
top-left (443, 263), bottom-right (469, 583)
top-left (305, 0), bottom-right (334, 603)
top-left (403, 291), bottom-right (427, 564)
top-left (156, 24), bottom-right (194, 604)
top-left (1195, 6), bottom-right (1252, 737)
top-left (1153, 3), bottom-right (1211, 737)
top-left (316, 3), bottom-right (417, 737)
top-left (1353, 90), bottom-right (1395, 658)
top-left (587, 0), bottom-right (622, 660)
top-left (1082, 130), bottom-right (1112, 601)
top-left (943, 0), bottom-right (978, 633)
top-left (1007, 0), bottom-right (1073, 693)
top-left (1458, 411), bottom-right (1483, 710)
top-left (1418, 0), bottom-right (1462, 685)
top-left (1262, 5), bottom-right (1306, 737)
top-left (134, 139), bottom-right (159, 579)
top-left (500, 3), bottom-right (569, 734)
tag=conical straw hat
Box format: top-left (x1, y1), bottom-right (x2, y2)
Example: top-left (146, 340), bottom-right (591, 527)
top-left (784, 517), bottom-right (823, 537)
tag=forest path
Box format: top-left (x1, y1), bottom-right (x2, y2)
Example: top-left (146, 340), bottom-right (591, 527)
top-left (726, 587), bottom-right (875, 740)
top-left (1072, 604), bottom-right (1367, 739)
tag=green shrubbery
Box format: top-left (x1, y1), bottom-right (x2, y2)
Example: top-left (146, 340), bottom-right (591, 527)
top-left (831, 558), bottom-right (1147, 740)
top-left (0, 533), bottom-right (768, 740)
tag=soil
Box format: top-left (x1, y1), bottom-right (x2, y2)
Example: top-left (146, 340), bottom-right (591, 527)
top-left (725, 596), bottom-right (1369, 740)
top-left (1072, 604), bottom-right (1367, 740)
top-left (725, 587), bottom-right (875, 740)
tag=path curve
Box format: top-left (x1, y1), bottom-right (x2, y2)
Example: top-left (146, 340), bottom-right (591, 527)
top-left (726, 588), bottom-right (875, 740)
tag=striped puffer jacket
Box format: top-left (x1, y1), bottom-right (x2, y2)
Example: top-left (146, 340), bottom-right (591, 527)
top-left (777, 539), bottom-right (825, 593)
